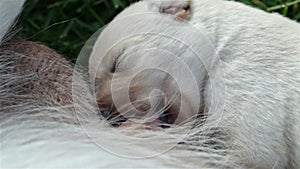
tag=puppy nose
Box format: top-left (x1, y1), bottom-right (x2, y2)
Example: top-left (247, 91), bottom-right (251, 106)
top-left (159, 114), bottom-right (172, 124)
top-left (100, 108), bottom-right (128, 127)
top-left (100, 109), bottom-right (112, 118)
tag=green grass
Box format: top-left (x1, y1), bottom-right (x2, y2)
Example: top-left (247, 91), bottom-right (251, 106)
top-left (18, 0), bottom-right (300, 61)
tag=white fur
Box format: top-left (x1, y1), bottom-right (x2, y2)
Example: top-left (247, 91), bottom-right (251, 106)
top-left (0, 1), bottom-right (226, 168)
top-left (0, 53), bottom-right (223, 168)
top-left (1, 0), bottom-right (299, 168)
top-left (90, 0), bottom-right (300, 168)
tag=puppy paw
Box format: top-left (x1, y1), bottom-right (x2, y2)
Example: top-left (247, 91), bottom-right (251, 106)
top-left (147, 0), bottom-right (192, 20)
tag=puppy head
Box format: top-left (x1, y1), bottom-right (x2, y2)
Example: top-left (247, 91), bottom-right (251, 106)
top-left (90, 0), bottom-right (209, 127)
top-left (95, 64), bottom-right (190, 128)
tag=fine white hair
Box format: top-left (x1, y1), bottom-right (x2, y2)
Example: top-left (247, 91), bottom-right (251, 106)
top-left (0, 51), bottom-right (236, 168)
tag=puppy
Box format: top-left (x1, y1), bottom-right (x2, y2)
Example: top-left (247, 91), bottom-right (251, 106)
top-left (89, 0), bottom-right (300, 168)
top-left (0, 3), bottom-right (213, 167)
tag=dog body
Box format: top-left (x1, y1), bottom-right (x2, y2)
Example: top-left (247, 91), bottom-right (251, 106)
top-left (1, 0), bottom-right (299, 168)
top-left (90, 0), bottom-right (300, 168)
top-left (191, 1), bottom-right (300, 168)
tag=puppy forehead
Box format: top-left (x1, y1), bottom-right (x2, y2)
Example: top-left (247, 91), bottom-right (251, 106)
top-left (89, 2), bottom-right (185, 79)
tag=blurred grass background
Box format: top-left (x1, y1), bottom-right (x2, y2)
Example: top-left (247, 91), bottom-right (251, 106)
top-left (18, 0), bottom-right (300, 61)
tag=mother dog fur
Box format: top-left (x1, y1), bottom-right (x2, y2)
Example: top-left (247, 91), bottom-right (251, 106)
top-left (90, 0), bottom-right (300, 168)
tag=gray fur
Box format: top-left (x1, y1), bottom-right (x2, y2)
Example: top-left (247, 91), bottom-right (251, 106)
top-left (0, 0), bottom-right (25, 44)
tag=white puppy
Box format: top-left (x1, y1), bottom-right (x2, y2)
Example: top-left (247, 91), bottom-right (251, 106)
top-left (90, 0), bottom-right (300, 168)
top-left (0, 1), bottom-right (214, 168)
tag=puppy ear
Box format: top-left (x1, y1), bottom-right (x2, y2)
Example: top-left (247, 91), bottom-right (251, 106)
top-left (147, 0), bottom-right (192, 20)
